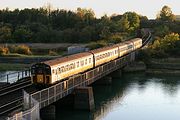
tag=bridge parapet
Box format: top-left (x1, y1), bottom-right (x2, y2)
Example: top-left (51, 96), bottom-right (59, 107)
top-left (7, 90), bottom-right (40, 120)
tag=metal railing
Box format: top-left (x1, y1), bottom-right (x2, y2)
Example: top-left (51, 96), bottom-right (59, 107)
top-left (7, 90), bottom-right (40, 120)
top-left (0, 70), bottom-right (31, 83)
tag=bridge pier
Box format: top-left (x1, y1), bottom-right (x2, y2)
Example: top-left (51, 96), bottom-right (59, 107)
top-left (74, 87), bottom-right (95, 111)
top-left (40, 105), bottom-right (56, 120)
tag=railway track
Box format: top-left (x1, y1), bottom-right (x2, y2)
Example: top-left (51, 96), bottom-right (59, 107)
top-left (0, 77), bottom-right (31, 97)
top-left (0, 86), bottom-right (39, 116)
top-left (0, 77), bottom-right (39, 116)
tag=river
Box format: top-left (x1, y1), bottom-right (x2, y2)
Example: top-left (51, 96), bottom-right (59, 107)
top-left (56, 73), bottom-right (180, 120)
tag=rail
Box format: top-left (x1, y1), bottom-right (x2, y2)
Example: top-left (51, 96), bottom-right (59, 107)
top-left (0, 79), bottom-right (31, 96)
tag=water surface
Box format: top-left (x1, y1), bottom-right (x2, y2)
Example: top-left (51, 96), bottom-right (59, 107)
top-left (56, 73), bottom-right (180, 120)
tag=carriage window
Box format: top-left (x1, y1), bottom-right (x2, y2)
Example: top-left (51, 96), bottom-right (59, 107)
top-left (52, 69), bottom-right (55, 74)
top-left (66, 65), bottom-right (69, 71)
top-left (96, 55), bottom-right (99, 60)
top-left (99, 55), bottom-right (102, 59)
top-left (89, 58), bottom-right (91, 63)
top-left (61, 66), bottom-right (64, 73)
top-left (128, 45), bottom-right (133, 49)
top-left (85, 59), bottom-right (87, 65)
top-left (81, 60), bottom-right (84, 66)
top-left (77, 61), bottom-right (80, 67)
top-left (70, 63), bottom-right (74, 70)
top-left (60, 68), bottom-right (62, 73)
top-left (73, 63), bottom-right (75, 69)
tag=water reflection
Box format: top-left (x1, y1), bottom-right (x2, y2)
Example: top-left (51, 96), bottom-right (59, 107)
top-left (56, 73), bottom-right (180, 120)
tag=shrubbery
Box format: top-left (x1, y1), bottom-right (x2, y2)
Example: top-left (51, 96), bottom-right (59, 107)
top-left (145, 33), bottom-right (180, 58)
top-left (87, 40), bottom-right (108, 50)
top-left (48, 50), bottom-right (58, 56)
top-left (0, 47), bottom-right (9, 55)
top-left (9, 45), bottom-right (32, 55)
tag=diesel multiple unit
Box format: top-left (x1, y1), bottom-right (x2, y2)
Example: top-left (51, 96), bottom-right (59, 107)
top-left (31, 38), bottom-right (142, 85)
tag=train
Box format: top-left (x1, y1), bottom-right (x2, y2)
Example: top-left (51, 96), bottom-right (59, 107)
top-left (31, 38), bottom-right (142, 85)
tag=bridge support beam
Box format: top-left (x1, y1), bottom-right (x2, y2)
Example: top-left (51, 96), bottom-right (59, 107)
top-left (74, 87), bottom-right (95, 111)
top-left (40, 105), bottom-right (56, 120)
top-left (94, 76), bottom-right (112, 85)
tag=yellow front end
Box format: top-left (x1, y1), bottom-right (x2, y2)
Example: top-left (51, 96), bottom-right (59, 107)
top-left (37, 75), bottom-right (44, 83)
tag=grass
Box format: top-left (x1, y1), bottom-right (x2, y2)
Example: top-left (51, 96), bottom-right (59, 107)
top-left (151, 58), bottom-right (180, 64)
top-left (0, 63), bottom-right (31, 71)
top-left (0, 53), bottom-right (62, 58)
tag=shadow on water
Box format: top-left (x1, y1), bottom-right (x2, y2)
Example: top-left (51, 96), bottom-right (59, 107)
top-left (54, 72), bottom-right (180, 120)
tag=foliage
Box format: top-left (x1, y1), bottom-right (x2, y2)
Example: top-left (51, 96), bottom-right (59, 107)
top-left (149, 33), bottom-right (180, 58)
top-left (11, 45), bottom-right (32, 55)
top-left (154, 25), bottom-right (170, 37)
top-left (123, 12), bottom-right (140, 32)
top-left (87, 40), bottom-right (108, 50)
top-left (0, 25), bottom-right (12, 42)
top-left (157, 5), bottom-right (175, 22)
top-left (48, 50), bottom-right (58, 56)
top-left (118, 15), bottom-right (129, 32)
top-left (0, 7), bottom-right (141, 43)
top-left (13, 26), bottom-right (33, 42)
top-left (0, 46), bottom-right (9, 55)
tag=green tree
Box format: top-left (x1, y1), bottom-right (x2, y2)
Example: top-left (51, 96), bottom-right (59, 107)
top-left (123, 12), bottom-right (140, 32)
top-left (161, 33), bottom-right (179, 51)
top-left (13, 26), bottom-right (32, 42)
top-left (0, 25), bottom-right (12, 42)
top-left (150, 33), bottom-right (180, 57)
top-left (79, 26), bottom-right (95, 43)
top-left (154, 25), bottom-right (170, 37)
top-left (157, 5), bottom-right (175, 21)
top-left (118, 15), bottom-right (130, 32)
top-left (76, 8), bottom-right (95, 25)
top-left (97, 15), bottom-right (112, 39)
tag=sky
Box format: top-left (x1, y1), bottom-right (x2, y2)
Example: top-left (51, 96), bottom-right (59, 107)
top-left (0, 0), bottom-right (179, 19)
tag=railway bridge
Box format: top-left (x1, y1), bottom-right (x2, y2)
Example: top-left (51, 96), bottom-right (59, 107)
top-left (0, 29), bottom-right (152, 120)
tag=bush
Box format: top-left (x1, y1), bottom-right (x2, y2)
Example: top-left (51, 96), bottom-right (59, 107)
top-left (87, 40), bottom-right (108, 50)
top-left (0, 47), bottom-right (9, 55)
top-left (13, 45), bottom-right (32, 55)
top-left (49, 50), bottom-right (58, 56)
top-left (108, 34), bottom-right (123, 43)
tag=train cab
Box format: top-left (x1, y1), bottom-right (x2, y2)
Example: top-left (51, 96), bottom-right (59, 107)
top-left (31, 63), bottom-right (51, 84)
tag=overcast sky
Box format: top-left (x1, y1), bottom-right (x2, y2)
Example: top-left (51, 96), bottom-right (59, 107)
top-left (0, 0), bottom-right (179, 19)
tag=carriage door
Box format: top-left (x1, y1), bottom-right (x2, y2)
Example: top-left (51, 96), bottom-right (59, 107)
top-left (45, 66), bottom-right (51, 84)
top-left (46, 76), bottom-right (50, 84)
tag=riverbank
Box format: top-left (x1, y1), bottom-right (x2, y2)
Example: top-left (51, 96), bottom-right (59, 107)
top-left (0, 63), bottom-right (30, 71)
top-left (0, 55), bottom-right (60, 64)
top-left (123, 61), bottom-right (146, 72)
top-left (124, 58), bottom-right (180, 76)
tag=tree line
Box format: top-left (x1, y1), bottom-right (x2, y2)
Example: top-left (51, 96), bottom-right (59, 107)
top-left (139, 6), bottom-right (180, 59)
top-left (0, 7), bottom-right (143, 43)
top-left (0, 5), bottom-right (179, 44)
